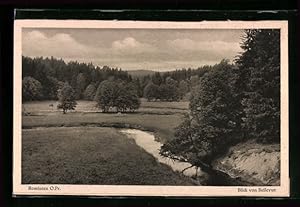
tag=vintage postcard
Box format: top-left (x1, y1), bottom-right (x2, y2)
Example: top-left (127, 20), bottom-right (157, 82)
top-left (13, 20), bottom-right (289, 197)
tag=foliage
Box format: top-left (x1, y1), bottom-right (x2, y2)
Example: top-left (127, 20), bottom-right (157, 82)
top-left (165, 76), bottom-right (178, 87)
top-left (178, 80), bottom-right (189, 99)
top-left (161, 60), bottom-right (243, 166)
top-left (57, 82), bottom-right (77, 114)
top-left (94, 80), bottom-right (117, 112)
top-left (83, 83), bottom-right (97, 100)
top-left (23, 56), bottom-right (214, 102)
top-left (161, 29), bottom-right (281, 171)
top-left (151, 72), bottom-right (163, 85)
top-left (158, 84), bottom-right (180, 101)
top-left (236, 29), bottom-right (280, 143)
top-left (22, 56), bottom-right (132, 100)
top-left (132, 78), bottom-right (143, 97)
top-left (75, 73), bottom-right (87, 99)
top-left (22, 76), bottom-right (43, 102)
top-left (190, 75), bottom-right (200, 88)
top-left (94, 80), bottom-right (140, 113)
top-left (143, 82), bottom-right (159, 101)
top-left (115, 83), bottom-right (141, 112)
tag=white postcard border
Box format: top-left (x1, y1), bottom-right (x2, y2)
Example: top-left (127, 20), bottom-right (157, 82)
top-left (13, 20), bottom-right (289, 197)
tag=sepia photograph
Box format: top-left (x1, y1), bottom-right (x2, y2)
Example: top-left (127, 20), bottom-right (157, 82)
top-left (13, 20), bottom-right (289, 196)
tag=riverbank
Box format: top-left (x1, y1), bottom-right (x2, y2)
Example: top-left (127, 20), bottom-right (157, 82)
top-left (212, 139), bottom-right (280, 186)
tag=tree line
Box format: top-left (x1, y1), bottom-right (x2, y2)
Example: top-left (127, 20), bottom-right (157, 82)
top-left (160, 29), bottom-right (280, 172)
top-left (22, 56), bottom-right (211, 104)
top-left (22, 56), bottom-right (132, 101)
top-left (22, 56), bottom-right (208, 113)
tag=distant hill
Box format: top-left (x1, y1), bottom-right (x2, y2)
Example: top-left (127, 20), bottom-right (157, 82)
top-left (128, 70), bottom-right (156, 78)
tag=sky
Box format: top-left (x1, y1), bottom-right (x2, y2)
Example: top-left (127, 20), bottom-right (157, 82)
top-left (22, 28), bottom-right (244, 71)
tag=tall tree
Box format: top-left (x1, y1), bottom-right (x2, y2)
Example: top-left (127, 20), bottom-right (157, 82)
top-left (236, 29), bottom-right (280, 143)
top-left (57, 82), bottom-right (77, 114)
top-left (94, 80), bottom-right (117, 112)
top-left (161, 60), bottom-right (241, 168)
top-left (115, 83), bottom-right (141, 112)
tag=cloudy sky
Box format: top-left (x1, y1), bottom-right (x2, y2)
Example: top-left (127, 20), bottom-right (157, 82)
top-left (22, 28), bottom-right (244, 71)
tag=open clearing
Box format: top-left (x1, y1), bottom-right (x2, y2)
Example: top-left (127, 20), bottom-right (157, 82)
top-left (22, 100), bottom-right (193, 185)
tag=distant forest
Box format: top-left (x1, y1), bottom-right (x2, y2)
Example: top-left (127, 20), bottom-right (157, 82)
top-left (22, 56), bottom-right (212, 102)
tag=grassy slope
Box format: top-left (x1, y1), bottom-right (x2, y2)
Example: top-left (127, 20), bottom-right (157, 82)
top-left (22, 127), bottom-right (194, 185)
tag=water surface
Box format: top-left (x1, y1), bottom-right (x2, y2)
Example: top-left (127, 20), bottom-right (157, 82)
top-left (120, 129), bottom-right (204, 177)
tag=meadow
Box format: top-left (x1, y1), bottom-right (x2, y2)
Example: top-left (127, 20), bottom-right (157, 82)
top-left (22, 100), bottom-right (193, 185)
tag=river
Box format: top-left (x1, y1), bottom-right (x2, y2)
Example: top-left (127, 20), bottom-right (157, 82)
top-left (120, 128), bottom-right (244, 186)
top-left (120, 129), bottom-right (204, 177)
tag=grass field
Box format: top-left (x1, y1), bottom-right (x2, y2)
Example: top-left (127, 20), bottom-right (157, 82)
top-left (23, 99), bottom-right (189, 115)
top-left (22, 100), bottom-right (189, 142)
top-left (22, 127), bottom-right (194, 185)
top-left (22, 100), bottom-right (192, 185)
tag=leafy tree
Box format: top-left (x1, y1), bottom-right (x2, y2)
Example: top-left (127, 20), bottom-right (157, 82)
top-left (143, 82), bottom-right (159, 101)
top-left (46, 76), bottom-right (64, 100)
top-left (94, 80), bottom-right (140, 112)
top-left (94, 80), bottom-right (117, 112)
top-left (161, 60), bottom-right (241, 168)
top-left (236, 29), bottom-right (280, 143)
top-left (83, 83), bottom-right (96, 100)
top-left (158, 84), bottom-right (179, 101)
top-left (115, 83), bottom-right (141, 112)
top-left (57, 82), bottom-right (77, 114)
top-left (22, 76), bottom-right (43, 101)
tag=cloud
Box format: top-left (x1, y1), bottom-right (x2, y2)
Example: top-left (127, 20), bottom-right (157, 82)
top-left (22, 30), bottom-right (243, 71)
top-left (23, 30), bottom-right (90, 58)
top-left (23, 32), bottom-right (157, 60)
top-left (111, 37), bottom-right (156, 54)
